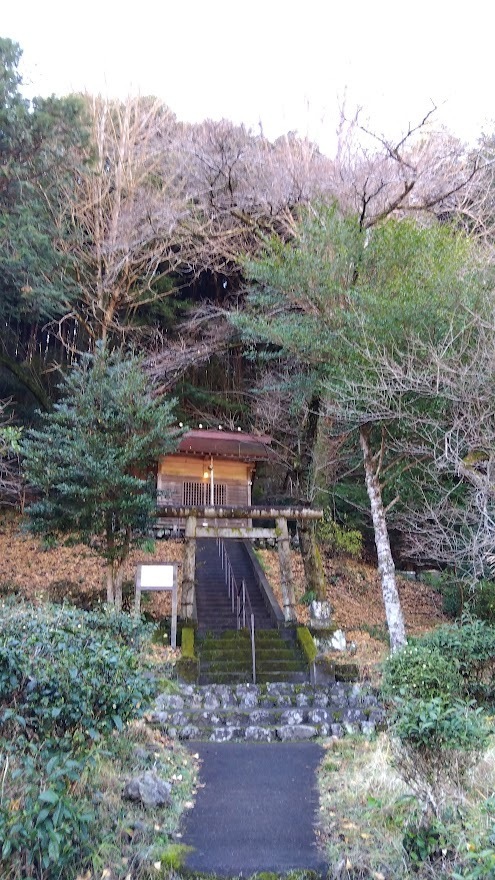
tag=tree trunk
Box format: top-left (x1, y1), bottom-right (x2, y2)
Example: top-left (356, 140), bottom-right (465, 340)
top-left (298, 521), bottom-right (326, 600)
top-left (114, 563), bottom-right (124, 612)
top-left (114, 527), bottom-right (131, 612)
top-left (105, 523), bottom-right (129, 611)
top-left (106, 560), bottom-right (124, 609)
top-left (106, 563), bottom-right (114, 604)
top-left (0, 351), bottom-right (51, 411)
top-left (359, 424), bottom-right (406, 653)
top-left (105, 517), bottom-right (115, 605)
top-left (296, 393), bottom-right (327, 597)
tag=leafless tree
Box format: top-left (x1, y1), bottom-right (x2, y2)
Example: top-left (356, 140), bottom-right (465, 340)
top-left (51, 95), bottom-right (198, 348)
top-left (145, 303), bottom-right (236, 395)
top-left (329, 311), bottom-right (495, 582)
top-left (331, 107), bottom-right (485, 229)
top-left (46, 94), bottom-right (487, 361)
top-left (42, 98), bottom-right (339, 356)
top-left (176, 119), bottom-right (334, 271)
top-left (449, 132), bottom-right (495, 252)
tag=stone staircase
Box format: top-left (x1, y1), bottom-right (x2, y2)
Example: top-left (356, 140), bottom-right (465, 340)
top-left (195, 539), bottom-right (275, 635)
top-left (198, 629), bottom-right (308, 685)
top-left (151, 681), bottom-right (384, 742)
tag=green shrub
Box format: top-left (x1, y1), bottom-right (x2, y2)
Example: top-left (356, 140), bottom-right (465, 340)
top-left (402, 819), bottom-right (448, 868)
top-left (316, 511), bottom-right (363, 559)
top-left (422, 617), bottom-right (495, 701)
top-left (470, 580), bottom-right (495, 624)
top-left (381, 642), bottom-right (464, 702)
top-left (427, 571), bottom-right (495, 624)
top-left (390, 696), bottom-right (489, 820)
top-left (0, 600), bottom-right (156, 650)
top-left (453, 839), bottom-right (495, 879)
top-left (0, 601), bottom-right (156, 747)
top-left (423, 569), bottom-right (467, 618)
top-left (0, 601), bottom-right (178, 879)
top-left (82, 605), bottom-right (156, 648)
top-left (383, 617), bottom-right (495, 706)
top-left (392, 696), bottom-right (488, 752)
top-left (0, 749), bottom-right (94, 879)
top-left (383, 633), bottom-right (490, 823)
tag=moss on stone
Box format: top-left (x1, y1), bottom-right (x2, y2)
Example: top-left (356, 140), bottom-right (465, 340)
top-left (177, 626), bottom-right (199, 683)
top-left (297, 626), bottom-right (317, 665)
top-left (315, 656), bottom-right (335, 679)
top-left (181, 627), bottom-right (196, 659)
top-left (308, 625), bottom-right (337, 639)
top-left (176, 657), bottom-right (199, 683)
top-left (156, 843), bottom-right (193, 871)
top-left (334, 662), bottom-right (359, 682)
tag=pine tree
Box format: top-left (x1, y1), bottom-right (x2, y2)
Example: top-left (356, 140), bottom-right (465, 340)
top-left (22, 350), bottom-right (181, 609)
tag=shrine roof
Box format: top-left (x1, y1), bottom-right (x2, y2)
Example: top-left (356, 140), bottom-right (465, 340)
top-left (173, 429), bottom-right (276, 461)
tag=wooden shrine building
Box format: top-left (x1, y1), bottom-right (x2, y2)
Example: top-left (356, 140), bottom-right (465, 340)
top-left (156, 429), bottom-right (322, 623)
top-left (157, 429), bottom-right (274, 524)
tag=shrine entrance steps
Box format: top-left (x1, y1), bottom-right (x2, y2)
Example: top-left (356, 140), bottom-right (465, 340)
top-left (197, 628), bottom-right (308, 685)
top-left (151, 680), bottom-right (384, 743)
top-left (195, 538), bottom-right (274, 635)
top-left (194, 537), bottom-right (309, 684)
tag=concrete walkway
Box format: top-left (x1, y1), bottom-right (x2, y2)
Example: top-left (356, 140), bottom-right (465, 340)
top-left (182, 742), bottom-right (327, 877)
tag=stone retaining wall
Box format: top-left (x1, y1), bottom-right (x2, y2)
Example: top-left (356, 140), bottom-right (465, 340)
top-left (151, 681), bottom-right (385, 742)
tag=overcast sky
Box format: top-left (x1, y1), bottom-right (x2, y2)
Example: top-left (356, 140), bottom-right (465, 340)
top-left (3, 1), bottom-right (494, 155)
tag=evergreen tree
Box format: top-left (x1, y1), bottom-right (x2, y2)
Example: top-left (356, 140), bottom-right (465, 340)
top-left (236, 203), bottom-right (483, 650)
top-left (0, 37), bottom-right (88, 409)
top-left (22, 350), bottom-right (181, 609)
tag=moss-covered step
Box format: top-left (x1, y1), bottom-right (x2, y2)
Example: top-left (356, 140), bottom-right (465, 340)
top-left (334, 662), bottom-right (360, 682)
top-left (200, 646), bottom-right (301, 663)
top-left (197, 628), bottom-right (309, 684)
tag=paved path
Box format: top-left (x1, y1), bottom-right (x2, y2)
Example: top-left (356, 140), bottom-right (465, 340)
top-left (182, 742), bottom-right (327, 877)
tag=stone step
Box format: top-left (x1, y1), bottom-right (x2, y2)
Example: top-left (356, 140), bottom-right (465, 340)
top-left (151, 682), bottom-right (385, 742)
top-left (199, 670), bottom-right (309, 685)
top-left (195, 538), bottom-right (275, 634)
top-left (199, 656), bottom-right (303, 670)
top-left (201, 629), bottom-right (295, 642)
top-left (196, 629), bottom-right (307, 685)
top-left (199, 645), bottom-right (301, 660)
top-left (197, 610), bottom-right (274, 623)
top-left (201, 660), bottom-right (306, 674)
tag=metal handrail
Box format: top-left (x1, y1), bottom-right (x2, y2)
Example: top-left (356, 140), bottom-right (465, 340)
top-left (241, 580), bottom-right (256, 686)
top-left (216, 539), bottom-right (256, 684)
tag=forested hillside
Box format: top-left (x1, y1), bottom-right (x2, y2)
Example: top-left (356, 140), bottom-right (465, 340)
top-left (6, 33), bottom-right (495, 880)
top-left (2, 34), bottom-right (495, 643)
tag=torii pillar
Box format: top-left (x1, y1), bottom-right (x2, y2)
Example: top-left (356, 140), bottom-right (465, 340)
top-left (276, 517), bottom-right (296, 622)
top-left (181, 515), bottom-right (197, 620)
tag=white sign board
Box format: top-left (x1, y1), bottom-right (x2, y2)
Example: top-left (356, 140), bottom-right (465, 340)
top-left (139, 564), bottom-right (175, 589)
top-left (134, 563), bottom-right (178, 648)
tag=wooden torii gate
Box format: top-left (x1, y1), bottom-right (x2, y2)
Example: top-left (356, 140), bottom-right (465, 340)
top-left (157, 505), bottom-right (323, 623)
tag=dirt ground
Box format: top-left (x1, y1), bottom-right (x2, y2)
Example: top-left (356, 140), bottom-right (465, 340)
top-left (0, 512), bottom-right (184, 619)
top-left (0, 513), bottom-right (447, 673)
top-left (257, 549), bottom-right (446, 675)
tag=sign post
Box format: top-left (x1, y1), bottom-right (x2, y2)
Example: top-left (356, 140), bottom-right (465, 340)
top-left (134, 563), bottom-right (178, 648)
